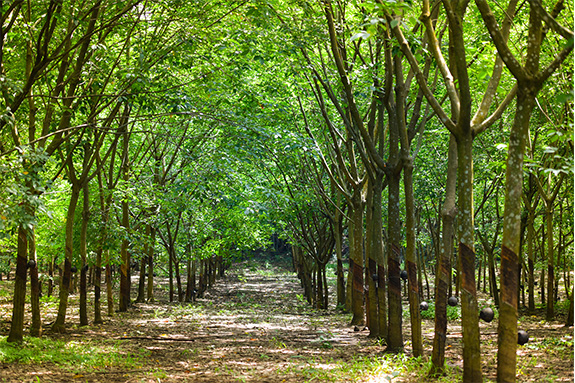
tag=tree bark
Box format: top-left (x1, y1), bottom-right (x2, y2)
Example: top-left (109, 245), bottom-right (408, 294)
top-left (119, 126), bottom-right (131, 312)
top-left (79, 177), bottom-right (90, 326)
top-left (349, 191), bottom-right (365, 326)
top-left (7, 226), bottom-right (28, 342)
top-left (52, 184), bottom-right (81, 333)
top-left (431, 135), bottom-right (457, 374)
top-left (29, 231), bottom-right (42, 337)
top-left (456, 133), bottom-right (482, 382)
top-left (147, 225), bottom-right (155, 302)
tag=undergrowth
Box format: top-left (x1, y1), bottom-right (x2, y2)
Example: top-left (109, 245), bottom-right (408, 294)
top-left (0, 336), bottom-right (148, 372)
top-left (419, 301), bottom-right (462, 321)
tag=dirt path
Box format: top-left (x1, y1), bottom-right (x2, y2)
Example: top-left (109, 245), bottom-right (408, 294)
top-left (1, 260), bottom-right (573, 382)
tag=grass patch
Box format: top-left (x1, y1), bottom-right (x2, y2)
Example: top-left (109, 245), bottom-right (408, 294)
top-left (419, 301), bottom-right (462, 321)
top-left (0, 336), bottom-right (148, 371)
top-left (283, 354), bottom-right (428, 382)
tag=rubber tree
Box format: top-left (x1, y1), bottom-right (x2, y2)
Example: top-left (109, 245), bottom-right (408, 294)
top-left (3, 0), bottom-right (141, 340)
top-left (299, 71), bottom-right (367, 325)
top-left (385, 0), bottom-right (519, 376)
top-left (52, 110), bottom-right (119, 331)
top-left (474, 0), bottom-right (573, 381)
top-left (535, 173), bottom-right (564, 320)
top-left (2, 0), bottom-right (95, 343)
top-left (304, 1), bottom-right (392, 339)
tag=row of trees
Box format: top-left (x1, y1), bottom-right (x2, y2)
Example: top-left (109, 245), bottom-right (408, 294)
top-left (0, 1), bottom-right (572, 382)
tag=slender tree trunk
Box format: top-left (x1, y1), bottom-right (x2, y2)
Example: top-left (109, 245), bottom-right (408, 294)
top-left (497, 89), bottom-right (536, 383)
top-left (136, 254), bottom-right (146, 303)
top-left (334, 192), bottom-right (346, 308)
top-left (175, 258), bottom-right (183, 302)
top-left (106, 252), bottom-right (114, 316)
top-left (371, 172), bottom-right (386, 340)
top-left (48, 257), bottom-right (54, 297)
top-left (456, 133), bottom-right (482, 382)
top-left (52, 185), bottom-right (81, 332)
top-left (488, 247), bottom-right (499, 307)
top-left (349, 191), bottom-right (365, 326)
top-left (365, 178), bottom-right (379, 337)
top-left (431, 135), bottom-right (457, 375)
top-left (387, 165), bottom-right (403, 351)
top-left (404, 155), bottom-right (423, 357)
top-left (191, 259), bottom-right (197, 297)
top-left (79, 182), bottom-right (89, 326)
top-left (185, 257), bottom-right (193, 302)
top-left (317, 261), bottom-right (325, 310)
top-left (545, 204), bottom-right (554, 320)
top-left (147, 225), bottom-right (155, 302)
top-left (118, 127), bottom-right (131, 312)
top-left (29, 230), bottom-right (42, 337)
top-left (169, 246), bottom-right (174, 302)
top-left (94, 246), bottom-right (103, 324)
top-left (567, 286), bottom-right (574, 327)
top-left (7, 226), bottom-right (28, 342)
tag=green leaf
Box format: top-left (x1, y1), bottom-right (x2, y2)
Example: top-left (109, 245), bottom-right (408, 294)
top-left (350, 31), bottom-right (370, 42)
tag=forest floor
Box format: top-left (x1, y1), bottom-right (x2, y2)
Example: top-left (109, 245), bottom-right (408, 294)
top-left (0, 257), bottom-right (573, 382)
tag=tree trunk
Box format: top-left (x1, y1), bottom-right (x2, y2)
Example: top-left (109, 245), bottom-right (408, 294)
top-left (48, 257), bottom-right (54, 297)
top-left (365, 176), bottom-right (382, 337)
top-left (94, 246), bottom-right (103, 324)
top-left (105, 254), bottom-right (114, 316)
top-left (488, 247), bottom-right (500, 307)
top-left (185, 257), bottom-right (193, 302)
top-left (316, 262), bottom-right (325, 310)
top-left (387, 166), bottom-right (403, 352)
top-left (334, 193), bottom-right (346, 308)
top-left (567, 286), bottom-right (574, 327)
top-left (496, 89), bottom-right (536, 383)
top-left (147, 225), bottom-right (155, 302)
top-left (136, 254), bottom-right (146, 303)
top-left (175, 258), bottom-right (183, 302)
top-left (79, 182), bottom-right (89, 326)
top-left (404, 156), bottom-right (423, 357)
top-left (349, 191), bottom-right (365, 326)
top-left (52, 184), bottom-right (81, 333)
top-left (431, 135), bottom-right (457, 375)
top-left (169, 245), bottom-right (174, 302)
top-left (7, 226), bottom-right (28, 342)
top-left (371, 172), bottom-right (387, 340)
top-left (29, 230), bottom-right (42, 337)
top-left (119, 127), bottom-right (131, 312)
top-left (456, 133), bottom-right (482, 382)
top-left (545, 204), bottom-right (554, 320)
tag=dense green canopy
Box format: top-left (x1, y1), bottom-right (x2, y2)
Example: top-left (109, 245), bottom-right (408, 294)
top-left (0, 0), bottom-right (572, 381)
